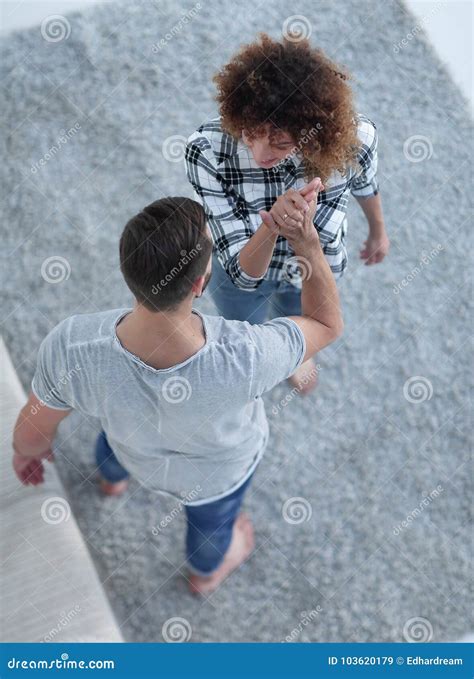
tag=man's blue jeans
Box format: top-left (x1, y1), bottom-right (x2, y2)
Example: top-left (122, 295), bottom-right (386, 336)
top-left (208, 254), bottom-right (301, 323)
top-left (95, 431), bottom-right (254, 576)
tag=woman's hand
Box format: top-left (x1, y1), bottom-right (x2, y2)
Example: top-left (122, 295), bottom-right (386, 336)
top-left (259, 178), bottom-right (324, 233)
top-left (359, 232), bottom-right (390, 265)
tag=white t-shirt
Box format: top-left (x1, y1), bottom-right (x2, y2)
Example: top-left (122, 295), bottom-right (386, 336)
top-left (32, 308), bottom-right (305, 506)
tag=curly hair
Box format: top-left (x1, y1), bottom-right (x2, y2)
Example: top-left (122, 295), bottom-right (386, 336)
top-left (213, 33), bottom-right (360, 184)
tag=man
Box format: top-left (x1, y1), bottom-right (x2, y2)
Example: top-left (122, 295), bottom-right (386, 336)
top-left (12, 190), bottom-right (342, 595)
top-left (185, 33), bottom-right (389, 393)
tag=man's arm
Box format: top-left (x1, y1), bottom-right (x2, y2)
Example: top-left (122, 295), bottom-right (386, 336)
top-left (244, 182), bottom-right (343, 399)
top-left (13, 392), bottom-right (71, 485)
top-left (283, 180), bottom-right (344, 360)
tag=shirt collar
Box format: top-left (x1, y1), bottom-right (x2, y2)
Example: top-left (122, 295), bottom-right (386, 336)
top-left (285, 152), bottom-right (303, 170)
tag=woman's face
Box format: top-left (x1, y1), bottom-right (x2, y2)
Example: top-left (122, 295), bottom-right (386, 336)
top-left (242, 124), bottom-right (296, 169)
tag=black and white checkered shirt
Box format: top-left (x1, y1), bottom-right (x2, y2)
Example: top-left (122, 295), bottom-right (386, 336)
top-left (185, 113), bottom-right (379, 289)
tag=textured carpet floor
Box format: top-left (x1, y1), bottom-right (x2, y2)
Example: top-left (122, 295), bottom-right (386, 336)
top-left (1, 0), bottom-right (472, 643)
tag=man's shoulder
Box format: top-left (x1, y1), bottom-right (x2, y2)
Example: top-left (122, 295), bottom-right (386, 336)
top-left (201, 312), bottom-right (301, 351)
top-left (45, 308), bottom-right (129, 351)
top-left (200, 312), bottom-right (257, 354)
top-left (201, 311), bottom-right (249, 341)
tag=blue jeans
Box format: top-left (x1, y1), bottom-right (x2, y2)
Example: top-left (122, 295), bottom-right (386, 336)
top-left (208, 254), bottom-right (301, 323)
top-left (95, 431), bottom-right (254, 576)
top-left (95, 431), bottom-right (130, 482)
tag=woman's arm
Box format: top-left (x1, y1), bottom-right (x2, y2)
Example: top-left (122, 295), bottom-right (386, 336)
top-left (185, 139), bottom-right (317, 287)
top-left (239, 183), bottom-right (320, 278)
top-left (355, 193), bottom-right (390, 265)
top-left (238, 221), bottom-right (279, 278)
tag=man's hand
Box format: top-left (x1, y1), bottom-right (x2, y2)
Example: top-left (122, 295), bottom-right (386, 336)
top-left (259, 178), bottom-right (323, 232)
top-left (359, 232), bottom-right (390, 265)
top-left (12, 447), bottom-right (54, 486)
top-left (279, 179), bottom-right (324, 253)
top-left (12, 392), bottom-right (70, 486)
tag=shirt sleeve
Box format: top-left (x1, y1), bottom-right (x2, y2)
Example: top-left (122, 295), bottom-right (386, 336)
top-left (350, 115), bottom-right (379, 199)
top-left (185, 134), bottom-right (265, 290)
top-left (31, 320), bottom-right (73, 410)
top-left (248, 317), bottom-right (306, 398)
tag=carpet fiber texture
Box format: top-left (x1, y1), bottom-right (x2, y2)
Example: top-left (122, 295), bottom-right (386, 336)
top-left (1, 0), bottom-right (472, 642)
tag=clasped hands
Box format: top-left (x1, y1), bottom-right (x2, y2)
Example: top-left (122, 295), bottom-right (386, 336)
top-left (259, 178), bottom-right (323, 244)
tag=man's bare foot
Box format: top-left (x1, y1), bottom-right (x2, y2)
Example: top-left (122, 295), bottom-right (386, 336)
top-left (288, 358), bottom-right (318, 394)
top-left (100, 478), bottom-right (129, 496)
top-left (187, 512), bottom-right (255, 596)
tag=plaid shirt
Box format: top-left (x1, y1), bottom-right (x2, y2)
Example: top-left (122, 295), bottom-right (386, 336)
top-left (185, 113), bottom-right (379, 289)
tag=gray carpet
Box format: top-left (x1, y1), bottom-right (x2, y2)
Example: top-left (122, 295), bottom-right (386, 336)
top-left (1, 0), bottom-right (472, 643)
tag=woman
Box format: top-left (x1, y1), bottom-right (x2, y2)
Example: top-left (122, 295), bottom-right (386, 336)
top-left (185, 33), bottom-right (389, 393)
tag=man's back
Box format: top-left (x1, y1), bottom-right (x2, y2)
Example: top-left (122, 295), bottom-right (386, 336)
top-left (13, 193), bottom-right (342, 595)
top-left (32, 308), bottom-right (305, 505)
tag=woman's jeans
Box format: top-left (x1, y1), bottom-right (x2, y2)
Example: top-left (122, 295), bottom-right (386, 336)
top-left (208, 254), bottom-right (301, 323)
top-left (95, 431), bottom-right (254, 576)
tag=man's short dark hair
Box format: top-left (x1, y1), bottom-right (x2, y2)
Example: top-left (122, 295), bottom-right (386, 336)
top-left (119, 197), bottom-right (212, 311)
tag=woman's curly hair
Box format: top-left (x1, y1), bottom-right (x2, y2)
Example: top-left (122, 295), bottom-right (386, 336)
top-left (213, 33), bottom-right (360, 184)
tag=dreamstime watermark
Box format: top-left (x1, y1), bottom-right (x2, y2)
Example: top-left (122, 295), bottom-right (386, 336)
top-left (393, 4), bottom-right (441, 53)
top-left (41, 15), bottom-right (71, 42)
top-left (151, 485), bottom-right (202, 535)
top-left (161, 134), bottom-right (187, 162)
top-left (282, 606), bottom-right (323, 642)
top-left (392, 485), bottom-right (443, 536)
top-left (31, 123), bottom-right (81, 174)
top-left (282, 255), bottom-right (313, 284)
top-left (30, 364), bottom-right (81, 415)
top-left (282, 15), bottom-right (312, 42)
top-left (271, 125), bottom-right (321, 173)
top-left (282, 497), bottom-right (312, 524)
top-left (8, 653), bottom-right (114, 670)
top-left (162, 376), bottom-right (192, 403)
top-left (393, 244), bottom-right (443, 294)
top-left (151, 245), bottom-right (202, 295)
top-left (41, 256), bottom-right (71, 284)
top-left (272, 364), bottom-right (321, 416)
top-left (403, 616), bottom-right (433, 642)
top-left (151, 3), bottom-right (202, 52)
top-left (403, 135), bottom-right (433, 163)
top-left (403, 376), bottom-right (433, 403)
top-left (162, 617), bottom-right (192, 642)
top-left (41, 497), bottom-right (71, 525)
top-left (43, 605), bottom-right (81, 642)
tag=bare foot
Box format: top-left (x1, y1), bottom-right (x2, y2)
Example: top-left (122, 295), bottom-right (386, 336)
top-left (100, 478), bottom-right (129, 496)
top-left (288, 358), bottom-right (318, 394)
top-left (187, 512), bottom-right (255, 596)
